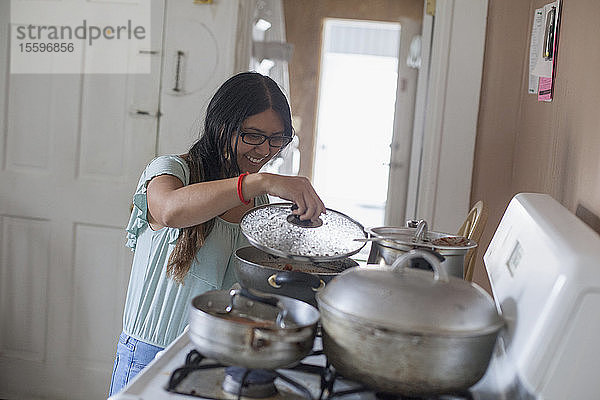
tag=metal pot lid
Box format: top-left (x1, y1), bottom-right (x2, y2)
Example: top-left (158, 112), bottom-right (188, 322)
top-left (368, 226), bottom-right (477, 255)
top-left (316, 250), bottom-right (503, 336)
top-left (240, 203), bottom-right (367, 262)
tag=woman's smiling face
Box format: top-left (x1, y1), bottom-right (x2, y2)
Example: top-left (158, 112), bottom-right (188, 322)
top-left (235, 108), bottom-right (286, 173)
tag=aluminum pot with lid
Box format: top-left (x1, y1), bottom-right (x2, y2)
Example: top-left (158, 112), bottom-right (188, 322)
top-left (366, 220), bottom-right (477, 278)
top-left (316, 249), bottom-right (504, 396)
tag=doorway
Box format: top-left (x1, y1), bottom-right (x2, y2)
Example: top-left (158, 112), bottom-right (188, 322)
top-left (312, 19), bottom-right (402, 230)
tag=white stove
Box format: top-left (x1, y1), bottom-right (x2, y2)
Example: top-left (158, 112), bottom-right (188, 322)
top-left (474, 193), bottom-right (600, 399)
top-left (110, 193), bottom-right (600, 400)
top-left (109, 333), bottom-right (380, 400)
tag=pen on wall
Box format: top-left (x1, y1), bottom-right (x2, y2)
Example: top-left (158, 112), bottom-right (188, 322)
top-left (543, 6), bottom-right (556, 60)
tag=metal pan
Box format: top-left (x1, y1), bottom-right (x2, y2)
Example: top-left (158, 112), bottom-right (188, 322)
top-left (365, 225), bottom-right (477, 278)
top-left (234, 246), bottom-right (357, 306)
top-left (189, 288), bottom-right (320, 369)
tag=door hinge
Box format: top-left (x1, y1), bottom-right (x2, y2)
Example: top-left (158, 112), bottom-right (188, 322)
top-left (426, 0), bottom-right (436, 16)
top-left (139, 49), bottom-right (160, 55)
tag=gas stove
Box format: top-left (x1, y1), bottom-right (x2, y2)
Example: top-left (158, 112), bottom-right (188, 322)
top-left (110, 193), bottom-right (600, 400)
top-left (110, 331), bottom-right (488, 400)
top-left (162, 340), bottom-right (373, 400)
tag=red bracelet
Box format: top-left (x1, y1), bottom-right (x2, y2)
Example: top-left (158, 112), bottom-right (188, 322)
top-left (237, 172), bottom-right (251, 205)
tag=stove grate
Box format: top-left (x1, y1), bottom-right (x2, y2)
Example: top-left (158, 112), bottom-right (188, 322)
top-left (166, 350), bottom-right (314, 400)
top-left (320, 364), bottom-right (474, 400)
top-left (166, 350), bottom-right (473, 400)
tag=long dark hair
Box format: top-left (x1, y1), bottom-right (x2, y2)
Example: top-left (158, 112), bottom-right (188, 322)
top-left (167, 72), bottom-right (293, 283)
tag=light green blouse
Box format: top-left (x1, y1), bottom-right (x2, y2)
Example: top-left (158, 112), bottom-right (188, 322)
top-left (123, 155), bottom-right (268, 348)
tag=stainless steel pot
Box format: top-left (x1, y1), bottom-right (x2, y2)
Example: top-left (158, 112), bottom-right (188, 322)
top-left (316, 250), bottom-right (504, 396)
top-left (189, 288), bottom-right (320, 369)
top-left (234, 246), bottom-right (357, 306)
top-left (366, 224), bottom-right (477, 278)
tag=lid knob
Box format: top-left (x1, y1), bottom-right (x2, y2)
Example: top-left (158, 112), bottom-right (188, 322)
top-left (287, 203), bottom-right (323, 228)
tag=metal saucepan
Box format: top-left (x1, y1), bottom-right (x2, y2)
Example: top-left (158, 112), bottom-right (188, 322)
top-left (317, 249), bottom-right (504, 396)
top-left (189, 288), bottom-right (320, 369)
top-left (366, 221), bottom-right (477, 278)
top-left (234, 246), bottom-right (358, 306)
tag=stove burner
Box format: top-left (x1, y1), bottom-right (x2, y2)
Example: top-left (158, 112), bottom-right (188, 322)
top-left (222, 367), bottom-right (278, 398)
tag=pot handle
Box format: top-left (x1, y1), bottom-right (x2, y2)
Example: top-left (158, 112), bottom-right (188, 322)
top-left (268, 273), bottom-right (326, 292)
top-left (405, 219), bottom-right (423, 228)
top-left (390, 249), bottom-right (449, 282)
top-left (230, 288), bottom-right (289, 328)
top-left (235, 287), bottom-right (280, 308)
top-left (251, 326), bottom-right (314, 349)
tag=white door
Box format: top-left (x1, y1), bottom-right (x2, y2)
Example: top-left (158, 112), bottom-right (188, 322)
top-left (312, 20), bottom-right (398, 227)
top-left (405, 0), bottom-right (489, 232)
top-left (0, 1), bottom-right (164, 399)
top-left (158, 0), bottom-right (241, 155)
top-left (312, 19), bottom-right (414, 234)
top-left (385, 17), bottom-right (424, 226)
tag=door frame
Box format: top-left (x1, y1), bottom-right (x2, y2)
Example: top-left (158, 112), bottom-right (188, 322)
top-left (405, 0), bottom-right (489, 233)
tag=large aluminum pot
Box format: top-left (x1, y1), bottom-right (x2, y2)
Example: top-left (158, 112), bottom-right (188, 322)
top-left (189, 288), bottom-right (320, 369)
top-left (234, 246), bottom-right (357, 306)
top-left (366, 225), bottom-right (477, 278)
top-left (316, 250), bottom-right (504, 396)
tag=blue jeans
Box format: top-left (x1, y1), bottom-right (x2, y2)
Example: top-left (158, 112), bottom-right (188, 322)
top-left (108, 332), bottom-right (164, 397)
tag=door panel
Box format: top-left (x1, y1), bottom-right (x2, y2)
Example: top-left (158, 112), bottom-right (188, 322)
top-left (70, 224), bottom-right (132, 367)
top-left (0, 216), bottom-right (50, 363)
top-left (6, 75), bottom-right (54, 171)
top-left (79, 75), bottom-right (131, 180)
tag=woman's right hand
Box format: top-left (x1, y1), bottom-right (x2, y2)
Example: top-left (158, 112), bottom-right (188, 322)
top-left (248, 173), bottom-right (326, 222)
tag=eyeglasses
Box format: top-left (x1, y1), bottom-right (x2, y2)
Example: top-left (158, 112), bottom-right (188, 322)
top-left (239, 131), bottom-right (293, 148)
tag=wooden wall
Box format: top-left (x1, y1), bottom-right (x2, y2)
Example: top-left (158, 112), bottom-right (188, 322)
top-left (472, 0), bottom-right (600, 291)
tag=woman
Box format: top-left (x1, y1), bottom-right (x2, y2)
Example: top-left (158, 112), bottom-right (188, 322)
top-left (108, 72), bottom-right (325, 396)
